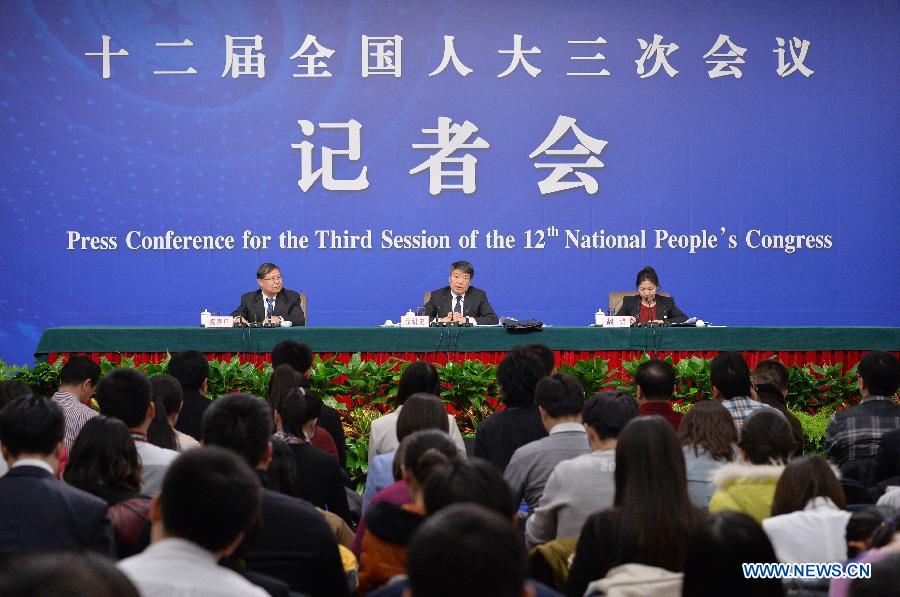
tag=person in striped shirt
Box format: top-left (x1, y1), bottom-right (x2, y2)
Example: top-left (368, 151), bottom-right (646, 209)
top-left (51, 355), bottom-right (100, 451)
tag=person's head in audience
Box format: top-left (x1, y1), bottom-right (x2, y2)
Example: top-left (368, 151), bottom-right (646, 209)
top-left (0, 379), bottom-right (31, 410)
top-left (274, 388), bottom-right (307, 439)
top-left (0, 552), bottom-right (139, 597)
top-left (401, 429), bottom-right (462, 504)
top-left (710, 351), bottom-right (752, 401)
top-left (534, 373), bottom-right (584, 432)
top-left (423, 457), bottom-right (516, 521)
top-left (57, 355), bottom-right (101, 404)
top-left (95, 368), bottom-right (154, 433)
top-left (167, 350), bottom-right (210, 396)
top-left (856, 350), bottom-right (900, 398)
top-left (682, 511), bottom-right (784, 597)
top-left (64, 415), bottom-right (141, 496)
top-left (406, 504), bottom-right (532, 597)
top-left (149, 374), bottom-right (184, 428)
top-left (845, 506), bottom-right (899, 558)
top-left (267, 364), bottom-right (304, 416)
top-left (738, 409), bottom-right (797, 465)
top-left (634, 358), bottom-right (676, 403)
top-left (267, 436), bottom-right (300, 498)
top-left (496, 346), bottom-right (547, 408)
top-left (397, 393), bottom-right (450, 443)
top-left (271, 340), bottom-right (314, 381)
top-left (201, 393), bottom-right (273, 471)
top-left (849, 552), bottom-right (900, 597)
top-left (582, 390), bottom-right (639, 451)
top-left (397, 361), bottom-right (441, 406)
top-left (753, 359), bottom-right (790, 397)
top-left (678, 400), bottom-right (738, 461)
top-left (146, 398), bottom-right (178, 451)
top-left (770, 455), bottom-right (846, 516)
top-left (150, 447), bottom-right (261, 558)
top-left (300, 391), bottom-right (326, 438)
top-left (0, 395), bottom-right (64, 468)
top-left (524, 343), bottom-right (555, 376)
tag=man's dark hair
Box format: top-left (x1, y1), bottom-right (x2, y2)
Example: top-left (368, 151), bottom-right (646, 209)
top-left (397, 361), bottom-right (441, 406)
top-left (534, 373), bottom-right (584, 418)
top-left (753, 359), bottom-right (790, 392)
top-left (739, 409), bottom-right (798, 464)
top-left (771, 455), bottom-right (846, 516)
top-left (167, 350), bottom-right (210, 392)
top-left (150, 374), bottom-right (183, 418)
top-left (64, 416), bottom-right (141, 495)
top-left (0, 396), bottom-right (64, 456)
top-left (524, 343), bottom-right (555, 376)
top-left (496, 346), bottom-right (547, 407)
top-left (407, 504), bottom-right (527, 597)
top-left (271, 340), bottom-right (313, 375)
top-left (0, 552), bottom-right (140, 597)
top-left (424, 458), bottom-right (516, 519)
top-left (159, 447), bottom-right (261, 553)
top-left (256, 262), bottom-right (279, 280)
top-left (201, 393), bottom-right (273, 468)
top-left (95, 368), bottom-right (152, 429)
top-left (635, 359), bottom-right (676, 401)
top-left (449, 260), bottom-right (474, 277)
top-left (300, 391), bottom-right (324, 424)
top-left (682, 511), bottom-right (783, 597)
top-left (59, 355), bottom-right (101, 387)
top-left (582, 390), bottom-right (639, 440)
top-left (710, 351), bottom-right (752, 400)
top-left (857, 351), bottom-right (900, 397)
top-left (0, 380), bottom-right (31, 410)
top-left (397, 393), bottom-right (450, 443)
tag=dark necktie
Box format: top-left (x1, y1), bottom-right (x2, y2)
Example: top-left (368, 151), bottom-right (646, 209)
top-left (266, 298), bottom-right (274, 318)
top-left (453, 295), bottom-right (462, 314)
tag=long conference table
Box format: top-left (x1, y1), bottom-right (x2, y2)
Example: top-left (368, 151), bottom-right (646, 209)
top-left (35, 326), bottom-right (900, 370)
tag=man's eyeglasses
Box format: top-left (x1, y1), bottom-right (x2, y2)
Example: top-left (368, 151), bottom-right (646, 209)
top-left (262, 276), bottom-right (282, 282)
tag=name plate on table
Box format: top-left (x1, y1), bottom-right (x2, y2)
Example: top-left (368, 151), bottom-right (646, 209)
top-left (206, 315), bottom-right (235, 328)
top-left (401, 314), bottom-right (430, 328)
top-left (598, 316), bottom-right (631, 328)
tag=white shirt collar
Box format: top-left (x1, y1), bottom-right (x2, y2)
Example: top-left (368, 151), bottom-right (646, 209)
top-left (12, 459), bottom-right (55, 475)
top-left (549, 422), bottom-right (587, 435)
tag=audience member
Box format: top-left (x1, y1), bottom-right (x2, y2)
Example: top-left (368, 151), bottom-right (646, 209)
top-left (404, 504), bottom-right (532, 597)
top-left (358, 429), bottom-right (461, 594)
top-left (524, 343), bottom-right (556, 376)
top-left (711, 351), bottom-right (769, 432)
top-left (0, 395), bottom-right (114, 556)
top-left (526, 390), bottom-right (638, 546)
top-left (825, 351), bottom-right (900, 487)
top-left (682, 511), bottom-right (784, 597)
top-left (274, 388), bottom-right (352, 522)
top-left (565, 415), bottom-right (705, 597)
top-left (368, 361), bottom-right (465, 465)
top-left (423, 457), bottom-right (517, 518)
top-left (830, 506), bottom-right (900, 597)
top-left (753, 359), bottom-right (804, 454)
top-left (475, 346), bottom-right (548, 472)
top-left (365, 392), bottom-right (451, 512)
top-left (51, 354), bottom-right (100, 451)
top-left (303, 391), bottom-right (340, 460)
top-left (96, 368), bottom-right (178, 494)
top-left (63, 416), bottom-right (152, 558)
top-left (504, 373), bottom-right (588, 516)
top-left (678, 400), bottom-right (739, 508)
top-left (709, 409), bottom-right (798, 523)
top-left (0, 379), bottom-right (32, 478)
top-left (635, 358), bottom-right (683, 429)
top-left (848, 552), bottom-right (900, 597)
top-left (845, 506), bottom-right (898, 559)
top-left (118, 447), bottom-right (268, 596)
top-left (0, 552), bottom-right (139, 597)
top-left (146, 398), bottom-right (178, 451)
top-left (201, 393), bottom-right (348, 597)
top-left (271, 340), bottom-right (347, 468)
top-left (167, 350), bottom-right (211, 440)
top-left (763, 455), bottom-right (850, 563)
top-left (352, 439), bottom-right (414, 556)
top-left (150, 374), bottom-right (200, 451)
top-left (875, 427), bottom-right (900, 487)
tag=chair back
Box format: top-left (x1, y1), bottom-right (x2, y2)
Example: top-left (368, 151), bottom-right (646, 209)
top-left (298, 292), bottom-right (308, 325)
top-left (423, 291), bottom-right (432, 306)
top-left (607, 291), bottom-right (669, 315)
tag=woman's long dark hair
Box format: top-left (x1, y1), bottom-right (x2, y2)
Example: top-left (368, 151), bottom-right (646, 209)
top-left (612, 415), bottom-right (704, 569)
top-left (267, 437), bottom-right (301, 498)
top-left (267, 364), bottom-right (303, 415)
top-left (63, 416), bottom-right (142, 496)
top-left (397, 361), bottom-right (441, 406)
top-left (276, 388), bottom-right (307, 438)
top-left (146, 398), bottom-right (178, 451)
top-left (770, 455), bottom-right (846, 516)
top-left (678, 400), bottom-right (737, 461)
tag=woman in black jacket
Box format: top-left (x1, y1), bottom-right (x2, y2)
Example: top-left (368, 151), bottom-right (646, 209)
top-left (616, 266), bottom-right (688, 325)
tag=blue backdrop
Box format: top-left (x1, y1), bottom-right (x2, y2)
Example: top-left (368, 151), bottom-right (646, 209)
top-left (1, 0), bottom-right (898, 364)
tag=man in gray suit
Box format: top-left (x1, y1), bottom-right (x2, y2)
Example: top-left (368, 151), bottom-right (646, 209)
top-left (421, 260), bottom-right (498, 325)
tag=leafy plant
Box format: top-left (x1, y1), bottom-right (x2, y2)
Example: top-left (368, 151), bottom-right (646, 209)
top-left (787, 363), bottom-right (859, 413)
top-left (326, 353), bottom-right (404, 409)
top-left (342, 405), bottom-right (381, 493)
top-left (790, 407), bottom-right (834, 454)
top-left (438, 360), bottom-right (500, 436)
top-left (558, 357), bottom-right (616, 396)
top-left (673, 356), bottom-right (712, 404)
top-left (5, 357), bottom-right (64, 397)
top-left (207, 355), bottom-right (269, 398)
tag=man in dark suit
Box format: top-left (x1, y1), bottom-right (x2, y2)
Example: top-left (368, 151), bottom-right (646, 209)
top-left (202, 393), bottom-right (349, 597)
top-left (0, 396), bottom-right (115, 556)
top-left (167, 350), bottom-right (211, 441)
top-left (232, 262), bottom-right (306, 326)
top-left (421, 260), bottom-right (499, 325)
